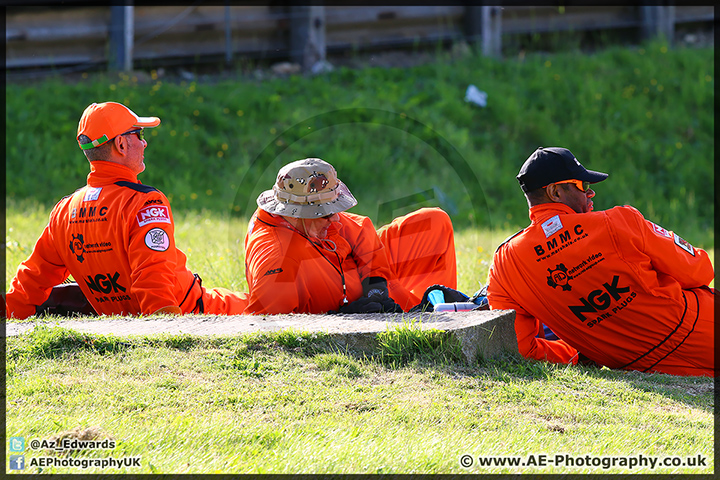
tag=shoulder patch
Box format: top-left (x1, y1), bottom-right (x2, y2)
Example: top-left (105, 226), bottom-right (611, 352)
top-left (137, 205), bottom-right (171, 227)
top-left (541, 215), bottom-right (563, 238)
top-left (145, 228), bottom-right (170, 251)
top-left (114, 181), bottom-right (159, 194)
top-left (673, 233), bottom-right (695, 256)
top-left (495, 229), bottom-right (525, 253)
top-left (83, 186), bottom-right (103, 202)
top-left (649, 221), bottom-right (673, 239)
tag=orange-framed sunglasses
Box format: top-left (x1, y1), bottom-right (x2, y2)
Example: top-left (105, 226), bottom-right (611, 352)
top-left (545, 179), bottom-right (590, 192)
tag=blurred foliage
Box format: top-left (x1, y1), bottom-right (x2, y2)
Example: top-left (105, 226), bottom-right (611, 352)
top-left (5, 40), bottom-right (713, 246)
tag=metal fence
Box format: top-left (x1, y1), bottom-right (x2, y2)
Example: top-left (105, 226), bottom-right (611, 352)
top-left (5, 5), bottom-right (714, 73)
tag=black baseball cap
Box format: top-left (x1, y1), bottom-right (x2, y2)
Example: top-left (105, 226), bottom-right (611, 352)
top-left (517, 147), bottom-right (608, 193)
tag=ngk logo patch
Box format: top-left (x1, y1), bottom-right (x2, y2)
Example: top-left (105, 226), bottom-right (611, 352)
top-left (137, 205), bottom-right (170, 227)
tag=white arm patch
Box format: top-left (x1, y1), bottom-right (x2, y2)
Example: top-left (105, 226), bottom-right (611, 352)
top-left (673, 233), bottom-right (695, 256)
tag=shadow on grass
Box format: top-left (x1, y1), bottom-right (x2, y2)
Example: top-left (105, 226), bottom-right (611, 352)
top-left (7, 325), bottom-right (202, 361)
top-left (8, 325), bottom-right (712, 411)
top-left (478, 353), bottom-right (714, 412)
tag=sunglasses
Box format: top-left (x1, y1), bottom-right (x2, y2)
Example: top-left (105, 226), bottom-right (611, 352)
top-left (548, 179), bottom-right (590, 193)
top-left (120, 129), bottom-right (144, 141)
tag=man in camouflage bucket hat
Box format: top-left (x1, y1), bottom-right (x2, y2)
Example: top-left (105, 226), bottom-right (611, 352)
top-left (255, 157), bottom-right (358, 222)
top-left (244, 158), bottom-right (458, 314)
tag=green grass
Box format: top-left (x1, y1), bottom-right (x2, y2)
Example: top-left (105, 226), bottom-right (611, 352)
top-left (377, 321), bottom-right (464, 366)
top-left (6, 325), bottom-right (714, 474)
top-left (5, 39), bottom-right (714, 246)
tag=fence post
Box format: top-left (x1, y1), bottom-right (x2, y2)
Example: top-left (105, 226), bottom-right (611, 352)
top-left (108, 5), bottom-right (134, 72)
top-left (289, 6), bottom-right (326, 71)
top-left (483, 6), bottom-right (502, 57)
top-left (465, 5), bottom-right (502, 57)
top-left (640, 5), bottom-right (675, 44)
top-left (225, 4), bottom-right (233, 64)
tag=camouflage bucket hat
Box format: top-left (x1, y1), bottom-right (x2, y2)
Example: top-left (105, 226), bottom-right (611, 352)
top-left (257, 158), bottom-right (358, 219)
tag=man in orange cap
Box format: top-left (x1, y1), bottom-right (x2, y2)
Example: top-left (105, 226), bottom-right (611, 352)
top-left (486, 147), bottom-right (715, 376)
top-left (6, 102), bottom-right (248, 318)
top-left (244, 157), bottom-right (458, 314)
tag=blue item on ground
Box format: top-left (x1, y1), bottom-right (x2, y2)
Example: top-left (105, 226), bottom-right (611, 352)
top-left (427, 289), bottom-right (445, 306)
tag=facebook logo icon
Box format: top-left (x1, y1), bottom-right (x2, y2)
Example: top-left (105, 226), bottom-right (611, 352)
top-left (9, 455), bottom-right (25, 470)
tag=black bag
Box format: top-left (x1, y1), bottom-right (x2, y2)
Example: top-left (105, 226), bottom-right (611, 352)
top-left (409, 284), bottom-right (489, 313)
top-left (36, 283), bottom-right (97, 317)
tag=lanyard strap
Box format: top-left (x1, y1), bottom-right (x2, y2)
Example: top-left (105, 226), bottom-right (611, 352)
top-left (256, 216), bottom-right (348, 306)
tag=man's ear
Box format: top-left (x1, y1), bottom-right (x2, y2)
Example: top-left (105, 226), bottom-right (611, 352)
top-left (113, 135), bottom-right (127, 156)
top-left (545, 184), bottom-right (563, 203)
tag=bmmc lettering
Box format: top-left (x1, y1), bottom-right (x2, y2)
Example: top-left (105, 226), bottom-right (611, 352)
top-left (568, 275), bottom-right (633, 322)
top-left (85, 272), bottom-right (126, 294)
top-left (77, 206), bottom-right (109, 218)
top-left (534, 224), bottom-right (585, 257)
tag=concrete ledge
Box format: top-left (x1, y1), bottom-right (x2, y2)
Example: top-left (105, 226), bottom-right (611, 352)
top-left (5, 309), bottom-right (517, 363)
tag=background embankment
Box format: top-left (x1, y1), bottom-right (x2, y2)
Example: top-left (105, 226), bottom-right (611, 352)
top-left (6, 40), bottom-right (713, 247)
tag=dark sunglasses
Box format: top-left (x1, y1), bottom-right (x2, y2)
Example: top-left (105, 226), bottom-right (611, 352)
top-left (121, 129), bottom-right (144, 141)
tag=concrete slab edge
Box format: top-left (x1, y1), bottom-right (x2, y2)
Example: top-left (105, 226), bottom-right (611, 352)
top-left (5, 309), bottom-right (518, 364)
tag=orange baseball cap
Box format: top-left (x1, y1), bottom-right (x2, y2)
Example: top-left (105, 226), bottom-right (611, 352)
top-left (77, 102), bottom-right (161, 150)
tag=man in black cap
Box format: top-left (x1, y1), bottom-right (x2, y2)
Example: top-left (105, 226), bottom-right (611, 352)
top-left (486, 147), bottom-right (715, 376)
